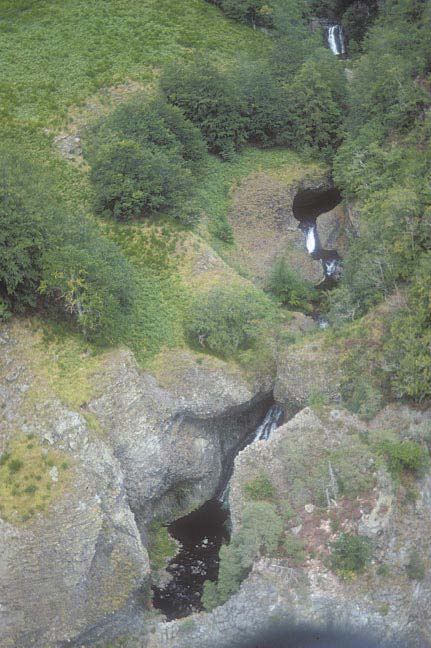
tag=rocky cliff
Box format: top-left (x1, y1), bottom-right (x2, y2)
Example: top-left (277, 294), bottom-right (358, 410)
top-left (150, 405), bottom-right (431, 648)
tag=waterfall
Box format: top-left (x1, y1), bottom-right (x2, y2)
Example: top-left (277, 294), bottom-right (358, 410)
top-left (326, 25), bottom-right (346, 56)
top-left (305, 226), bottom-right (317, 254)
top-left (218, 404), bottom-right (284, 503)
top-left (252, 404), bottom-right (284, 441)
top-left (324, 259), bottom-right (340, 277)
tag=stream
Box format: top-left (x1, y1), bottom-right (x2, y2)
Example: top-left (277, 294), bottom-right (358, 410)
top-left (152, 404), bottom-right (284, 620)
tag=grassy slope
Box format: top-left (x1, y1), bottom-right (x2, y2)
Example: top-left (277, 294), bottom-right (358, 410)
top-left (1, 0), bottom-right (318, 374)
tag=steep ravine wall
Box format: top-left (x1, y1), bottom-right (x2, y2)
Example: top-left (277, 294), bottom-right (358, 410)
top-left (0, 325), bottom-right (275, 648)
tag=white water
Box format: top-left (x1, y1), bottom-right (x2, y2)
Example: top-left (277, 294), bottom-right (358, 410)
top-left (253, 404), bottom-right (284, 442)
top-left (324, 259), bottom-right (340, 277)
top-left (218, 405), bottom-right (284, 503)
top-left (327, 25), bottom-right (346, 56)
top-left (305, 226), bottom-right (317, 254)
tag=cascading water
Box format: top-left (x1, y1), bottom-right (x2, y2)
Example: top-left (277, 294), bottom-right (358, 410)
top-left (252, 404), bottom-right (284, 442)
top-left (326, 24), bottom-right (346, 56)
top-left (152, 404), bottom-right (284, 620)
top-left (305, 226), bottom-right (317, 255)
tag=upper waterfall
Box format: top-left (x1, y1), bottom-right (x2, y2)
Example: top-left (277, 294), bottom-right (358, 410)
top-left (326, 25), bottom-right (346, 56)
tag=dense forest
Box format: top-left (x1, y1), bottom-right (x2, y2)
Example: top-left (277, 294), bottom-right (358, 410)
top-left (2, 0), bottom-right (429, 403)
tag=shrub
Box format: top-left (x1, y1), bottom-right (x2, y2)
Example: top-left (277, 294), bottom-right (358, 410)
top-left (243, 474), bottom-right (276, 501)
top-left (330, 533), bottom-right (372, 576)
top-left (373, 440), bottom-right (429, 479)
top-left (406, 550), bottom-right (425, 581)
top-left (202, 580), bottom-right (219, 611)
top-left (85, 96), bottom-right (206, 219)
top-left (283, 534), bottom-right (307, 566)
top-left (187, 284), bottom-right (273, 358)
top-left (8, 459), bottom-right (24, 473)
top-left (218, 0), bottom-right (274, 27)
top-left (268, 257), bottom-right (318, 312)
top-left (204, 501), bottom-right (284, 609)
top-left (40, 220), bottom-right (136, 344)
top-left (161, 59), bottom-right (248, 159)
top-left (0, 148), bottom-right (54, 312)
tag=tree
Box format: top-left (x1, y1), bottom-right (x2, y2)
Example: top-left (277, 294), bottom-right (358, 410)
top-left (0, 149), bottom-right (52, 313)
top-left (219, 0), bottom-right (274, 27)
top-left (85, 96), bottom-right (206, 219)
top-left (40, 220), bottom-right (135, 343)
top-left (161, 59), bottom-right (249, 159)
top-left (187, 284), bottom-right (273, 358)
top-left (268, 257), bottom-right (318, 311)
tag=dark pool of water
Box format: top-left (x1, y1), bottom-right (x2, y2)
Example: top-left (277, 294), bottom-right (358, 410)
top-left (152, 499), bottom-right (229, 620)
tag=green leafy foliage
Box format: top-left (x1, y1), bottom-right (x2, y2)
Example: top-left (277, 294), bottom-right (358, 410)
top-left (187, 283), bottom-right (274, 358)
top-left (202, 501), bottom-right (283, 609)
top-left (40, 221), bottom-right (136, 344)
top-left (217, 0), bottom-right (274, 27)
top-left (373, 440), bottom-right (429, 479)
top-left (269, 257), bottom-right (318, 312)
top-left (243, 474), bottom-right (276, 501)
top-left (330, 533), bottom-right (372, 576)
top-left (0, 149), bottom-right (53, 311)
top-left (85, 96), bottom-right (206, 220)
top-left (161, 59), bottom-right (249, 160)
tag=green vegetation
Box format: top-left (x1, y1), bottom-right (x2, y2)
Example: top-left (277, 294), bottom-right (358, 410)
top-left (147, 519), bottom-right (178, 571)
top-left (268, 257), bottom-right (318, 312)
top-left (283, 534), bottom-right (307, 566)
top-left (373, 440), bottom-right (429, 479)
top-left (161, 58), bottom-right (249, 160)
top-left (406, 550), bottom-right (426, 581)
top-left (202, 501), bottom-right (284, 609)
top-left (326, 0), bottom-right (431, 403)
top-left (243, 474), bottom-right (276, 501)
top-left (330, 533), bottom-right (373, 577)
top-left (0, 436), bottom-right (71, 524)
top-left (85, 96), bottom-right (206, 220)
top-left (187, 283), bottom-right (275, 359)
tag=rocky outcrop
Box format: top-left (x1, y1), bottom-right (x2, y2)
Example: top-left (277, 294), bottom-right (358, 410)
top-left (150, 406), bottom-right (431, 648)
top-left (225, 171), bottom-right (327, 285)
top-left (316, 204), bottom-right (351, 256)
top-left (275, 334), bottom-right (343, 408)
top-left (88, 348), bottom-right (272, 529)
top-left (0, 323), bottom-right (272, 647)
top-left (0, 329), bottom-right (150, 648)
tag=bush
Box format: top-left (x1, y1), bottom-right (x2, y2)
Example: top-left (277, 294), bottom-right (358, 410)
top-left (373, 440), bottom-right (429, 479)
top-left (330, 533), bottom-right (372, 576)
top-left (161, 59), bottom-right (248, 159)
top-left (204, 501), bottom-right (284, 609)
top-left (406, 550), bottom-right (426, 581)
top-left (283, 534), bottom-right (307, 566)
top-left (0, 149), bottom-right (54, 311)
top-left (268, 257), bottom-right (318, 312)
top-left (218, 0), bottom-right (274, 27)
top-left (187, 284), bottom-right (274, 358)
top-left (85, 96), bottom-right (206, 220)
top-left (243, 474), bottom-right (276, 501)
top-left (40, 220), bottom-right (136, 344)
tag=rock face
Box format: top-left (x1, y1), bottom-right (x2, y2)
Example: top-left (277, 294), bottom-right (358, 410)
top-left (275, 334), bottom-right (343, 408)
top-left (0, 324), bottom-right (272, 647)
top-left (225, 171), bottom-right (327, 285)
top-left (0, 329), bottom-right (150, 648)
top-left (316, 204), bottom-right (351, 256)
top-left (88, 348), bottom-right (272, 529)
top-left (150, 407), bottom-right (431, 648)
